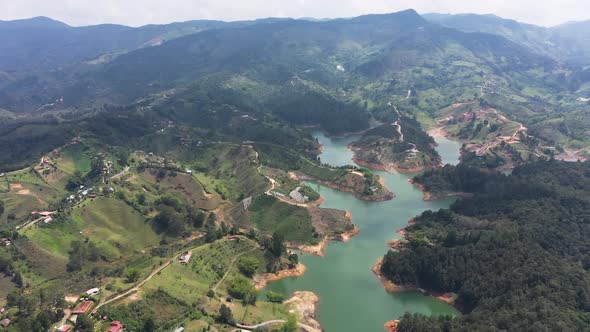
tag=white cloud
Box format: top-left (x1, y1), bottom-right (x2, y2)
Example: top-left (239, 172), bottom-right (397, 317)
top-left (0, 0), bottom-right (588, 27)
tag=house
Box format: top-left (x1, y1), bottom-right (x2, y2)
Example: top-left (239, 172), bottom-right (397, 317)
top-left (107, 320), bottom-right (124, 332)
top-left (242, 197), bottom-right (253, 210)
top-left (43, 216), bottom-right (53, 224)
top-left (85, 288), bottom-right (101, 296)
top-left (32, 211), bottom-right (57, 217)
top-left (72, 300), bottom-right (94, 315)
top-left (174, 327), bottom-right (185, 332)
top-left (179, 251), bottom-right (192, 265)
top-left (289, 187), bottom-right (309, 203)
top-left (57, 325), bottom-right (73, 332)
top-left (88, 193), bottom-right (97, 198)
top-left (0, 319), bottom-right (9, 328)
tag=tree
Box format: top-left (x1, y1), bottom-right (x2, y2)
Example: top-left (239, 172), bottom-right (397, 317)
top-left (76, 314), bottom-right (94, 332)
top-left (153, 206), bottom-right (185, 237)
top-left (270, 231), bottom-right (286, 257)
top-left (279, 315), bottom-right (298, 332)
top-left (288, 253), bottom-right (299, 268)
top-left (126, 269), bottom-right (140, 283)
top-left (238, 256), bottom-right (259, 277)
top-left (227, 275), bottom-right (257, 301)
top-left (136, 193), bottom-right (147, 205)
top-left (143, 317), bottom-right (156, 332)
top-left (12, 271), bottom-right (23, 288)
top-left (266, 291), bottom-right (286, 303)
top-left (67, 241), bottom-right (100, 271)
top-left (0, 201), bottom-right (4, 217)
top-left (218, 304), bottom-right (233, 324)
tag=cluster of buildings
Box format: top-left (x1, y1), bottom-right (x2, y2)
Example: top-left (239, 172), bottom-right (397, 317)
top-left (141, 152), bottom-right (181, 170)
top-left (289, 187), bottom-right (309, 203)
top-left (35, 156), bottom-right (58, 175)
top-left (66, 186), bottom-right (97, 204)
top-left (31, 210), bottom-right (58, 224)
top-left (57, 288), bottom-right (124, 332)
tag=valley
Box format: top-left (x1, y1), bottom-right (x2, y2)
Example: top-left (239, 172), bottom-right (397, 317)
top-left (1, 7), bottom-right (590, 332)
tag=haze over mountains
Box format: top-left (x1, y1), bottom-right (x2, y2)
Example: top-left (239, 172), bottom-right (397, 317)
top-left (1, 9), bottom-right (590, 167)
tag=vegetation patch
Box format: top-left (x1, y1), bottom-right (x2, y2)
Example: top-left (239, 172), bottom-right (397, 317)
top-left (248, 195), bottom-right (315, 244)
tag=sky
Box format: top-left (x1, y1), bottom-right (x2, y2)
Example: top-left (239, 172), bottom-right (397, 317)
top-left (0, 0), bottom-right (588, 27)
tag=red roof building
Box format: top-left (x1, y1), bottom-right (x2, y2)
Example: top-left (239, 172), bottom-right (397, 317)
top-left (57, 325), bottom-right (73, 332)
top-left (108, 320), bottom-right (124, 332)
top-left (72, 300), bottom-right (94, 315)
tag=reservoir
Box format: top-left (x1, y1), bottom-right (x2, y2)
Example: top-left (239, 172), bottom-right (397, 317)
top-left (265, 131), bottom-right (463, 331)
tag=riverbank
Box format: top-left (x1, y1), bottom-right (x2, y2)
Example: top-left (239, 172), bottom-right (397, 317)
top-left (295, 171), bottom-right (395, 202)
top-left (352, 155), bottom-right (441, 174)
top-left (289, 225), bottom-right (360, 256)
top-left (264, 130), bottom-right (462, 331)
top-left (408, 178), bottom-right (473, 201)
top-left (372, 258), bottom-right (459, 307)
top-left (384, 320), bottom-right (400, 332)
top-left (285, 291), bottom-right (322, 332)
top-left (253, 263), bottom-right (307, 290)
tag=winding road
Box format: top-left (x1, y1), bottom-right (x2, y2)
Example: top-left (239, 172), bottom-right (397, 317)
top-left (234, 319), bottom-right (320, 332)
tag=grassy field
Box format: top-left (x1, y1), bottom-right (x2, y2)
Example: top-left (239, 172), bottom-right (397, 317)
top-left (55, 144), bottom-right (92, 175)
top-left (139, 237), bottom-right (290, 327)
top-left (25, 197), bottom-right (160, 260)
top-left (0, 274), bottom-right (16, 306)
top-left (143, 238), bottom-right (261, 303)
top-left (0, 182), bottom-right (60, 226)
top-left (0, 174), bottom-right (8, 192)
top-left (5, 167), bottom-right (48, 187)
top-left (205, 145), bottom-right (268, 202)
top-left (299, 161), bottom-right (348, 182)
top-left (248, 195), bottom-right (315, 244)
top-left (139, 169), bottom-right (222, 211)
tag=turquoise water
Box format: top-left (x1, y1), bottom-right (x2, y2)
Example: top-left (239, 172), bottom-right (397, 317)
top-left (265, 131), bottom-right (463, 332)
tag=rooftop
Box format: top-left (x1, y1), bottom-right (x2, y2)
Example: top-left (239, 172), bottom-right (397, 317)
top-left (72, 300), bottom-right (94, 315)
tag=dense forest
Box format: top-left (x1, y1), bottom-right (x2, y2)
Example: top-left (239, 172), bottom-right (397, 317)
top-left (382, 161), bottom-right (590, 331)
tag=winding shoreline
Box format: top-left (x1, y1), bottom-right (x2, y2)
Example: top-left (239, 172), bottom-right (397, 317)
top-left (254, 263), bottom-right (307, 290)
top-left (295, 172), bottom-right (395, 202)
top-left (289, 224), bottom-right (360, 257)
top-left (408, 178), bottom-right (473, 201)
top-left (285, 291), bottom-right (322, 331)
top-left (372, 258), bottom-right (459, 307)
top-left (352, 156), bottom-right (442, 174)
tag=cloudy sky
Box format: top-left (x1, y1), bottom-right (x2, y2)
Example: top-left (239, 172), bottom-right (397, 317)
top-left (0, 0), bottom-right (588, 27)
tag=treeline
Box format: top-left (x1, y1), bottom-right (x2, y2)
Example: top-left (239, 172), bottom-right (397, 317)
top-left (382, 160), bottom-right (590, 331)
top-left (412, 164), bottom-right (500, 194)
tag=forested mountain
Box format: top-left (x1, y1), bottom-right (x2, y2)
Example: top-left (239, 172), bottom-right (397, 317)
top-left (424, 13), bottom-right (590, 66)
top-left (3, 9), bottom-right (590, 168)
top-left (0, 17), bottom-right (234, 75)
top-left (382, 161), bottom-right (590, 331)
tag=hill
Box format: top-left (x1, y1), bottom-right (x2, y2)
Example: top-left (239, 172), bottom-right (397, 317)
top-left (424, 12), bottom-right (590, 66)
top-left (382, 161), bottom-right (590, 331)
